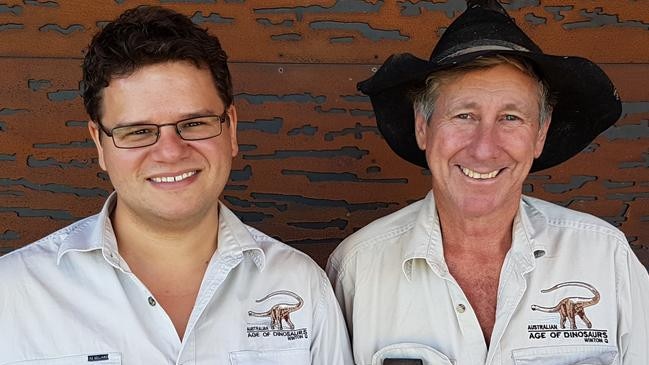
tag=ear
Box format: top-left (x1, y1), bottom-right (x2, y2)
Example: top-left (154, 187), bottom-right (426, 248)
top-left (534, 116), bottom-right (552, 158)
top-left (226, 104), bottom-right (239, 157)
top-left (414, 112), bottom-right (428, 151)
top-left (88, 121), bottom-right (107, 171)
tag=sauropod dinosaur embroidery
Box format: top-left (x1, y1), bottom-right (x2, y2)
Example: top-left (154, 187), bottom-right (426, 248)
top-left (248, 290), bottom-right (304, 330)
top-left (531, 281), bottom-right (600, 330)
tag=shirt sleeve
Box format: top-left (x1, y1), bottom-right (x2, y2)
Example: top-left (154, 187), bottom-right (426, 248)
top-left (617, 244), bottom-right (649, 364)
top-left (310, 269), bottom-right (354, 365)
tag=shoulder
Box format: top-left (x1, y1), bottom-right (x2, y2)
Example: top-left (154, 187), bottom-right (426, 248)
top-left (328, 200), bottom-right (423, 275)
top-left (245, 224), bottom-right (325, 275)
top-left (0, 215), bottom-right (99, 282)
top-left (523, 195), bottom-right (629, 246)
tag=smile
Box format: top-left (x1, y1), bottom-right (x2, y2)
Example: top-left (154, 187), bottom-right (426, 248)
top-left (460, 166), bottom-right (500, 180)
top-left (149, 171), bottom-right (197, 183)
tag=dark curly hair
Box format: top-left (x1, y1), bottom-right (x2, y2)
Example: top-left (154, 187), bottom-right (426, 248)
top-left (82, 6), bottom-right (232, 123)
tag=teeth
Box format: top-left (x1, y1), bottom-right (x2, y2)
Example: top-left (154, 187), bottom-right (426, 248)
top-left (461, 167), bottom-right (499, 180)
top-left (151, 171), bottom-right (196, 183)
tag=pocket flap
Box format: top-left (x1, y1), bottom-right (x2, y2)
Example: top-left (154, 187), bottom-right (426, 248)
top-left (512, 345), bottom-right (617, 365)
top-left (229, 348), bottom-right (310, 365)
top-left (371, 343), bottom-right (455, 365)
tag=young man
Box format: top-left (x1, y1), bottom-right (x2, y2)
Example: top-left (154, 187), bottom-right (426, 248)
top-left (0, 6), bottom-right (352, 364)
top-left (327, 1), bottom-right (649, 364)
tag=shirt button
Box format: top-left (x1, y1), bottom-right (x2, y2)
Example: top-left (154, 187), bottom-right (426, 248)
top-left (456, 303), bottom-right (466, 313)
top-left (148, 296), bottom-right (156, 306)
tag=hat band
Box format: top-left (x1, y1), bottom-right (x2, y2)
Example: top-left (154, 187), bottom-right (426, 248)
top-left (437, 41), bottom-right (532, 62)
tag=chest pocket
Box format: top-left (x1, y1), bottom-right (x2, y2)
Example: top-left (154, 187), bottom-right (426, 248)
top-left (371, 343), bottom-right (455, 365)
top-left (229, 348), bottom-right (310, 365)
top-left (5, 352), bottom-right (121, 365)
top-left (512, 345), bottom-right (617, 365)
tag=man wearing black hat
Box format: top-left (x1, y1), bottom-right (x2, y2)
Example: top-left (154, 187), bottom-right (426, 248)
top-left (326, 1), bottom-right (649, 364)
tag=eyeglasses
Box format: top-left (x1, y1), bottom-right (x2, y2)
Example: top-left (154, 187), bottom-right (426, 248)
top-left (97, 112), bottom-right (229, 149)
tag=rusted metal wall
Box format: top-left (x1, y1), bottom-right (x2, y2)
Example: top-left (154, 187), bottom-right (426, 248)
top-left (0, 0), bottom-right (647, 268)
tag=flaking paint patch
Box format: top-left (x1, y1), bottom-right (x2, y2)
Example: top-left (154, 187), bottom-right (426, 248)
top-left (243, 146), bottom-right (368, 160)
top-left (282, 170), bottom-right (408, 184)
top-left (230, 165), bottom-right (252, 181)
top-left (271, 33), bottom-right (302, 41)
top-left (310, 21), bottom-right (408, 42)
top-left (33, 139), bottom-right (95, 149)
top-left (236, 92), bottom-right (326, 105)
top-left (251, 192), bottom-right (397, 213)
top-left (543, 175), bottom-right (597, 194)
top-left (0, 178), bottom-right (109, 197)
top-left (191, 11), bottom-right (234, 24)
top-left (47, 89), bottom-right (80, 102)
top-left (39, 24), bottom-right (85, 35)
top-left (544, 6), bottom-right (573, 21)
top-left (602, 121), bottom-right (649, 140)
top-left (238, 117), bottom-right (283, 133)
top-left (0, 24), bottom-right (24, 31)
top-left (288, 218), bottom-right (348, 230)
top-left (254, 0), bottom-right (383, 22)
top-left (564, 8), bottom-right (649, 30)
top-left (0, 207), bottom-right (76, 220)
top-left (325, 122), bottom-right (379, 141)
top-left (287, 124), bottom-right (317, 136)
top-left (24, 0), bottom-right (59, 8)
top-left (28, 79), bottom-right (52, 91)
top-left (0, 4), bottom-right (22, 15)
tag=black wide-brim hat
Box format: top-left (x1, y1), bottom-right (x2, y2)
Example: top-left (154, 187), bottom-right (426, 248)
top-left (358, 0), bottom-right (621, 172)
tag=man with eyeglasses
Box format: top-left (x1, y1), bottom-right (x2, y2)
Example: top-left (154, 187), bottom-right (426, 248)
top-left (0, 6), bottom-right (352, 364)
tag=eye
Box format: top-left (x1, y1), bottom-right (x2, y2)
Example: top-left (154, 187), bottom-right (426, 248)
top-left (503, 114), bottom-right (521, 122)
top-left (455, 113), bottom-right (471, 120)
top-left (127, 126), bottom-right (156, 135)
top-left (183, 120), bottom-right (205, 128)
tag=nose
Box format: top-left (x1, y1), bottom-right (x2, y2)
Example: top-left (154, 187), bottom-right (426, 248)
top-left (468, 121), bottom-right (501, 160)
top-left (150, 124), bottom-right (190, 161)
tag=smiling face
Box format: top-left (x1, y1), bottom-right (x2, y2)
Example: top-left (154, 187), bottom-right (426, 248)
top-left (88, 61), bottom-right (238, 229)
top-left (415, 63), bottom-right (550, 220)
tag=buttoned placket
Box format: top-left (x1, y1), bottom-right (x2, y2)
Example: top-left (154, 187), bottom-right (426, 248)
top-left (485, 215), bottom-right (537, 365)
top-left (432, 261), bottom-right (488, 364)
top-left (175, 250), bottom-right (246, 365)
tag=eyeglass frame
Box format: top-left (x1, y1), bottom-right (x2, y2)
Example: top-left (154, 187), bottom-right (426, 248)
top-left (95, 111), bottom-right (230, 149)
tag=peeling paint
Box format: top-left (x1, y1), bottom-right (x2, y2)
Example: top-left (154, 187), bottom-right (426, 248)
top-left (243, 146), bottom-right (368, 160)
top-left (310, 21), bottom-right (408, 42)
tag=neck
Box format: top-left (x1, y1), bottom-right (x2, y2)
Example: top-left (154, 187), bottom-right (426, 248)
top-left (435, 198), bottom-right (518, 257)
top-left (111, 200), bottom-right (219, 269)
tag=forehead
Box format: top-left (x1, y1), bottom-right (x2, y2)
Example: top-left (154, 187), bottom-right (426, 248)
top-left (101, 61), bottom-right (223, 122)
top-left (434, 64), bottom-right (541, 111)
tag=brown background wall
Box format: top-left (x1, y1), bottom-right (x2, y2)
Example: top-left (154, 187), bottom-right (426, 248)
top-left (0, 0), bottom-right (647, 269)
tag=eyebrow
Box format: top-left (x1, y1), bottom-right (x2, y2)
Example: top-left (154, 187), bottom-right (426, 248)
top-left (112, 109), bottom-right (222, 128)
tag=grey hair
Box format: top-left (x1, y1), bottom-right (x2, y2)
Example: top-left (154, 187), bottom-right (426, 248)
top-left (412, 55), bottom-right (555, 126)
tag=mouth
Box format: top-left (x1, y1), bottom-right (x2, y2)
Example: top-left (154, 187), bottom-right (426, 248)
top-left (148, 170), bottom-right (198, 183)
top-left (460, 166), bottom-right (501, 180)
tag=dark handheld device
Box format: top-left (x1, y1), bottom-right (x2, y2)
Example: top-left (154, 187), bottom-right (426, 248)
top-left (383, 359), bottom-right (424, 365)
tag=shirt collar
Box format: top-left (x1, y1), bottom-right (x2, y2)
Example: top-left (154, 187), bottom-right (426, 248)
top-left (400, 192), bottom-right (550, 280)
top-left (400, 191), bottom-right (446, 281)
top-left (216, 202), bottom-right (266, 272)
top-left (56, 193), bottom-right (266, 272)
top-left (56, 192), bottom-right (121, 268)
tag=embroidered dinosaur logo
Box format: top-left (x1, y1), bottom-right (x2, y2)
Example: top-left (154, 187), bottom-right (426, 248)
top-left (531, 281), bottom-right (600, 329)
top-left (248, 290), bottom-right (304, 330)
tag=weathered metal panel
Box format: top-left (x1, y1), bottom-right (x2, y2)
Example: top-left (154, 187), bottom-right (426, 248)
top-left (0, 1), bottom-right (648, 63)
top-left (1, 58), bottom-right (647, 267)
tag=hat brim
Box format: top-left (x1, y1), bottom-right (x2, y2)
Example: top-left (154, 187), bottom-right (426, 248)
top-left (359, 50), bottom-right (621, 172)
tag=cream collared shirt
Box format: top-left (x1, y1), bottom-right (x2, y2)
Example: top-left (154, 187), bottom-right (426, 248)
top-left (0, 194), bottom-right (352, 365)
top-left (327, 192), bottom-right (649, 365)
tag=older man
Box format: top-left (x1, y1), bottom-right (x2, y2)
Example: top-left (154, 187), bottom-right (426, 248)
top-left (0, 6), bottom-right (352, 364)
top-left (327, 1), bottom-right (649, 364)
